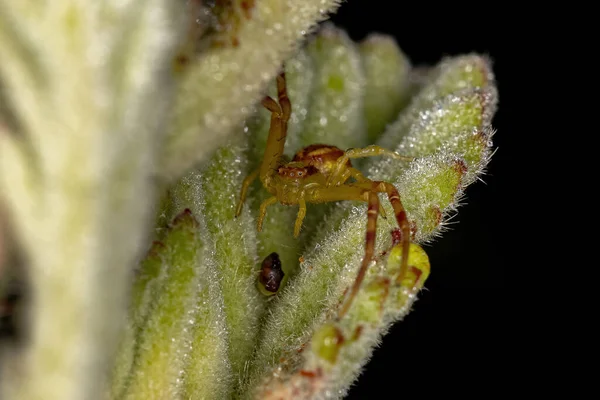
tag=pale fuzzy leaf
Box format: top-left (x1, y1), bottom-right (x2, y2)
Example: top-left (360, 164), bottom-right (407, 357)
top-left (166, 134), bottom-right (265, 395)
top-left (183, 259), bottom-right (232, 400)
top-left (159, 0), bottom-right (343, 183)
top-left (377, 54), bottom-right (496, 151)
top-left (110, 241), bottom-right (165, 399)
top-left (301, 23), bottom-right (366, 148)
top-left (359, 33), bottom-right (412, 142)
top-left (123, 211), bottom-right (202, 398)
top-left (0, 1), bottom-right (183, 399)
top-left (371, 88), bottom-right (497, 192)
top-left (122, 210), bottom-right (231, 400)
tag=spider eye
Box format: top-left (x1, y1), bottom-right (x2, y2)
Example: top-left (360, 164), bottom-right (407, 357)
top-left (298, 171), bottom-right (303, 176)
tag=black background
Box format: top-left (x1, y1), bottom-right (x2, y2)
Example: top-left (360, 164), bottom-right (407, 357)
top-left (326, 1), bottom-right (514, 397)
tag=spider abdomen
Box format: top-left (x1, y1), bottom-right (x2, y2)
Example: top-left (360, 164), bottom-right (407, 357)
top-left (292, 144), bottom-right (351, 177)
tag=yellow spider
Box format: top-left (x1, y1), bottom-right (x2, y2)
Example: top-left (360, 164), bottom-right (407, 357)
top-left (236, 68), bottom-right (414, 318)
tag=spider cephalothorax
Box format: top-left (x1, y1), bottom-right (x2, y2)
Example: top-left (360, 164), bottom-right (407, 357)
top-left (236, 69), bottom-right (415, 318)
top-left (277, 163), bottom-right (316, 182)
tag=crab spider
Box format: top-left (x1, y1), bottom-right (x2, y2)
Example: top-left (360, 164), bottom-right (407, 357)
top-left (236, 68), bottom-right (414, 319)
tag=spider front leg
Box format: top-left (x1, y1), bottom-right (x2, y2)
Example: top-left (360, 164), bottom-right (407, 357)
top-left (236, 69), bottom-right (290, 218)
top-left (327, 145), bottom-right (415, 186)
top-left (235, 167), bottom-right (260, 217)
top-left (346, 145), bottom-right (415, 163)
top-left (294, 197), bottom-right (307, 238)
top-left (257, 196), bottom-right (278, 232)
top-left (256, 193), bottom-right (306, 237)
top-left (258, 71), bottom-right (291, 187)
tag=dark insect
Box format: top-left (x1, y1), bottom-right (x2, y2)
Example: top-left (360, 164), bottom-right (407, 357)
top-left (258, 252), bottom-right (285, 295)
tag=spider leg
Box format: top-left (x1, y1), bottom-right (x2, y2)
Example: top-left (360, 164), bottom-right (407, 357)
top-left (235, 167), bottom-right (260, 218)
top-left (337, 190), bottom-right (380, 319)
top-left (345, 145), bottom-right (415, 162)
top-left (327, 145), bottom-right (414, 186)
top-left (316, 181), bottom-right (410, 319)
top-left (380, 182), bottom-right (411, 286)
top-left (356, 181), bottom-right (411, 286)
top-left (348, 168), bottom-right (386, 219)
top-left (276, 71), bottom-right (292, 121)
top-left (323, 166), bottom-right (387, 219)
top-left (294, 197), bottom-right (307, 238)
top-left (349, 168), bottom-right (368, 183)
top-left (257, 196), bottom-right (278, 232)
top-left (259, 70), bottom-right (291, 186)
